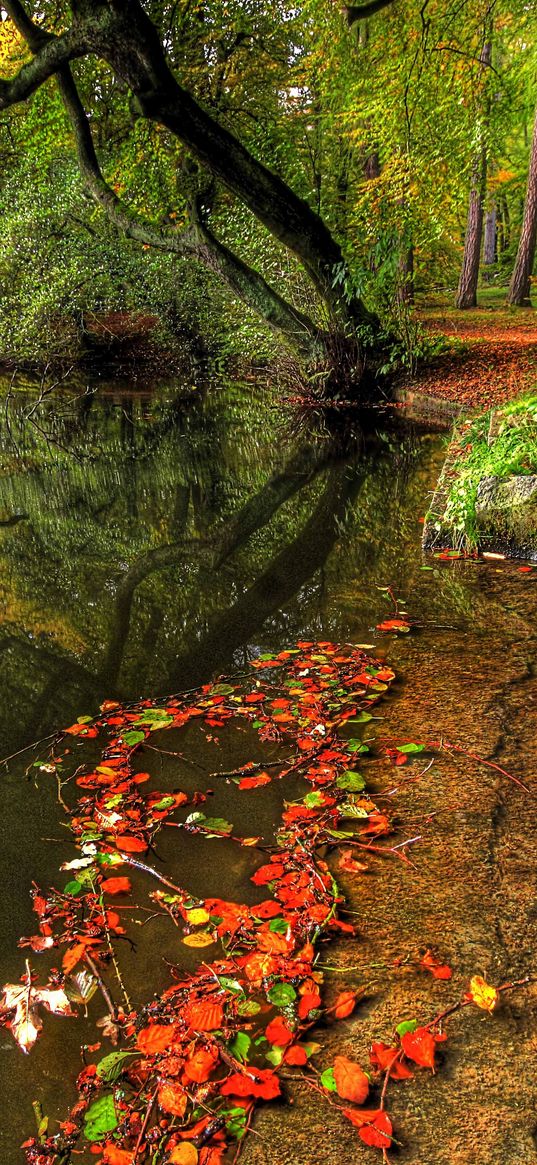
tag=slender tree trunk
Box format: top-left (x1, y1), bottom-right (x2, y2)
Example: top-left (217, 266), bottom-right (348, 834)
top-left (507, 108), bottom-right (537, 306)
top-left (483, 203), bottom-right (497, 272)
top-left (397, 245), bottom-right (414, 304)
top-left (455, 39), bottom-right (491, 309)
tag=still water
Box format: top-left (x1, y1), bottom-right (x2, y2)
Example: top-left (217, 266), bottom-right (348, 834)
top-left (0, 369), bottom-right (534, 1164)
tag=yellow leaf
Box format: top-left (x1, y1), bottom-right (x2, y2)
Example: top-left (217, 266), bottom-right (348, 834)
top-left (182, 932), bottom-right (215, 948)
top-left (468, 975), bottom-right (499, 1012)
top-left (185, 908), bottom-right (210, 926)
top-left (169, 1145), bottom-right (198, 1165)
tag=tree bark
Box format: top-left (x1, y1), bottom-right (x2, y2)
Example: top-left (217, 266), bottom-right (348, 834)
top-left (507, 108), bottom-right (537, 306)
top-left (455, 39), bottom-right (491, 310)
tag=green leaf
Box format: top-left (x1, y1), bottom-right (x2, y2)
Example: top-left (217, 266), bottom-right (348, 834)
top-left (320, 1067), bottom-right (337, 1091)
top-left (268, 982), bottom-right (297, 1007)
top-left (237, 999), bottom-right (261, 1016)
top-left (396, 1018), bottom-right (418, 1037)
top-left (339, 801), bottom-right (369, 819)
top-left (96, 1051), bottom-right (138, 1083)
top-left (84, 1094), bottom-right (118, 1142)
top-left (397, 743), bottom-right (425, 754)
top-left (122, 729), bottom-right (146, 746)
top-left (265, 1045), bottom-right (284, 1067)
top-left (218, 976), bottom-right (244, 995)
top-left (348, 711), bottom-right (373, 723)
top-left (64, 880), bottom-right (82, 896)
top-left (201, 817), bottom-right (233, 835)
top-left (152, 796), bottom-right (176, 810)
top-left (268, 917), bottom-right (288, 934)
top-left (303, 791), bottom-right (324, 808)
top-left (212, 683), bottom-right (236, 695)
top-left (228, 1032), bottom-right (251, 1062)
top-left (336, 770), bottom-right (366, 792)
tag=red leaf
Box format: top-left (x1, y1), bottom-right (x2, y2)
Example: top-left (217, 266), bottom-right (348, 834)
top-left (239, 772), bottom-right (272, 789)
top-left (400, 1026), bottom-right (436, 1070)
top-left (115, 834), bottom-right (148, 853)
top-left (265, 1017), bottom-right (294, 1046)
top-left (220, 1068), bottom-right (280, 1100)
top-left (251, 863), bottom-right (284, 885)
top-left (283, 1045), bottom-right (308, 1065)
top-left (101, 877), bottom-right (132, 895)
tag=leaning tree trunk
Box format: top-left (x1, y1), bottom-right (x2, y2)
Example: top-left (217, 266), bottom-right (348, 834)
top-left (456, 40), bottom-right (491, 309)
top-left (507, 109), bottom-right (537, 306)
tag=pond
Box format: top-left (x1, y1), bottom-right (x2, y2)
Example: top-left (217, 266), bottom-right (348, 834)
top-left (0, 369), bottom-right (535, 1165)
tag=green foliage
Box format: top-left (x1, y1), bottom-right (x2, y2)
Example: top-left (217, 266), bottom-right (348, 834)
top-left (444, 394), bottom-right (537, 546)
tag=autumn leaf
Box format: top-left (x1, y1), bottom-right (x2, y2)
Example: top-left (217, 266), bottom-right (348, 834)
top-left (168, 1145), bottom-right (199, 1165)
top-left (102, 1144), bottom-right (135, 1164)
top-left (101, 877), bottom-right (132, 895)
top-left (136, 1023), bottom-right (178, 1054)
top-left (370, 1042), bottom-right (413, 1079)
top-left (333, 1055), bottom-right (370, 1103)
top-left (400, 1026), bottom-right (437, 1071)
top-left (158, 1079), bottom-right (188, 1117)
top-left (220, 1067), bottom-right (280, 1100)
top-left (333, 990), bottom-right (357, 1019)
top-left (184, 1000), bottom-right (224, 1032)
top-left (344, 1108), bottom-right (394, 1148)
top-left (467, 975), bottom-right (499, 1012)
top-left (1, 978), bottom-right (75, 1053)
top-left (376, 618), bottom-right (410, 633)
top-left (420, 950), bottom-right (452, 980)
top-left (265, 1016), bottom-right (294, 1046)
top-left (183, 1046), bottom-right (219, 1084)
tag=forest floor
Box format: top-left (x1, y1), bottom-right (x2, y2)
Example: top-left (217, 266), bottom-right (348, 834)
top-left (408, 292), bottom-right (537, 410)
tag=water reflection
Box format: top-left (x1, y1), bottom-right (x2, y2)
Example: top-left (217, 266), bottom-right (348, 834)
top-left (0, 371), bottom-right (427, 756)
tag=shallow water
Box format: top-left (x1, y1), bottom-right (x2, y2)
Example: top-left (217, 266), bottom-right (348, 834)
top-left (0, 368), bottom-right (535, 1164)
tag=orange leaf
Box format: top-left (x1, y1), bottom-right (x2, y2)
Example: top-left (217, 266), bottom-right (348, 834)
top-left (184, 1001), bottom-right (224, 1032)
top-left (183, 1046), bottom-right (219, 1084)
top-left (158, 1080), bottom-right (188, 1117)
top-left (283, 1045), bottom-right (308, 1066)
top-left (137, 1023), bottom-right (178, 1054)
top-left (333, 990), bottom-right (356, 1019)
top-left (102, 1146), bottom-right (135, 1165)
top-left (168, 1145), bottom-right (198, 1165)
top-left (115, 835), bottom-right (148, 853)
top-left (333, 1055), bottom-right (370, 1103)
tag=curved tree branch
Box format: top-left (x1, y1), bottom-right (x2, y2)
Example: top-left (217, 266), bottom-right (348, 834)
top-left (58, 65), bottom-right (321, 355)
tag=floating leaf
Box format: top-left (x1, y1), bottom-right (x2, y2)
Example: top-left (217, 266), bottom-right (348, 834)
top-left (84, 1094), bottom-right (118, 1142)
top-left (182, 932), bottom-right (216, 948)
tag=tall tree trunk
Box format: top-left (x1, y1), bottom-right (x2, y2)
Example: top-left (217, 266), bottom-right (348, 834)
top-left (455, 39), bottom-right (491, 309)
top-left (507, 109), bottom-right (537, 306)
top-left (483, 202), bottom-right (497, 272)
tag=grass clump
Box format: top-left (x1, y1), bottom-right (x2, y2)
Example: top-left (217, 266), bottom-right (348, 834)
top-left (442, 394), bottom-right (537, 549)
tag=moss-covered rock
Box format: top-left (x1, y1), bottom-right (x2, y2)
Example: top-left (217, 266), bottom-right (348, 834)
top-left (423, 395), bottom-right (537, 560)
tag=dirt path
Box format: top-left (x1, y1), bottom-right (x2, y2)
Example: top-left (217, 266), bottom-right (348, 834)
top-left (407, 310), bottom-right (537, 409)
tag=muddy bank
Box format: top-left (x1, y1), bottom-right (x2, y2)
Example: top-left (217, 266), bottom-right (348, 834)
top-left (243, 566), bottom-right (537, 1165)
